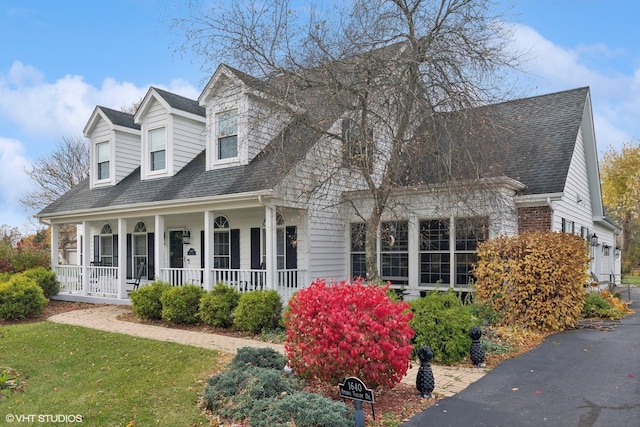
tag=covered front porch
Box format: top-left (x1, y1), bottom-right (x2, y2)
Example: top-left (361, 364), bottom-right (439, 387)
top-left (50, 200), bottom-right (308, 305)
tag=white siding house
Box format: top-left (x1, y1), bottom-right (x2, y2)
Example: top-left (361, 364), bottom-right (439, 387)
top-left (38, 62), bottom-right (619, 304)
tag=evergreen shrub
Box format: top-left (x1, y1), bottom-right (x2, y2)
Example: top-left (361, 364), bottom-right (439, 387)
top-left (0, 275), bottom-right (47, 320)
top-left (234, 290), bottom-right (282, 333)
top-left (130, 281), bottom-right (170, 320)
top-left (160, 284), bottom-right (205, 324)
top-left (19, 267), bottom-right (59, 298)
top-left (410, 289), bottom-right (474, 365)
top-left (199, 282), bottom-right (240, 327)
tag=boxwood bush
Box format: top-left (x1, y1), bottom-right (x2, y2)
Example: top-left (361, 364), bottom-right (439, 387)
top-left (130, 281), bottom-right (171, 320)
top-left (19, 267), bottom-right (59, 298)
top-left (234, 290), bottom-right (282, 333)
top-left (410, 289), bottom-right (474, 365)
top-left (199, 282), bottom-right (240, 327)
top-left (0, 275), bottom-right (47, 320)
top-left (160, 284), bottom-right (205, 324)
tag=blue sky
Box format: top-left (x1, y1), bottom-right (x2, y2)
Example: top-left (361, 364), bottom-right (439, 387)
top-left (1, 0), bottom-right (640, 232)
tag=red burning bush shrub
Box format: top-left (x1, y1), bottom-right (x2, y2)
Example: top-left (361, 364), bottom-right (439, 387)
top-left (284, 278), bottom-right (414, 389)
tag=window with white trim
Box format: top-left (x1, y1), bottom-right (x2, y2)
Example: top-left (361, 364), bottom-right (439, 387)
top-left (419, 219), bottom-right (451, 285)
top-left (216, 110), bottom-right (238, 160)
top-left (380, 221), bottom-right (409, 285)
top-left (100, 223), bottom-right (113, 266)
top-left (350, 222), bottom-right (367, 279)
top-left (96, 142), bottom-right (110, 180)
top-left (133, 221), bottom-right (148, 277)
top-left (455, 218), bottom-right (488, 286)
top-left (149, 127), bottom-right (166, 171)
top-left (213, 216), bottom-right (230, 268)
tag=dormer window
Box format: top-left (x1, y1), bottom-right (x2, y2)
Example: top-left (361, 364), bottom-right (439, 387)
top-left (149, 127), bottom-right (166, 171)
top-left (96, 142), bottom-right (110, 180)
top-left (217, 109), bottom-right (238, 160)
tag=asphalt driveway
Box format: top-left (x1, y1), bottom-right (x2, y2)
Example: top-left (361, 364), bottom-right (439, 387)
top-left (402, 287), bottom-right (640, 427)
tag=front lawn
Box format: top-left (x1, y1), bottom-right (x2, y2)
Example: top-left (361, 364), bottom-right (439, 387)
top-left (0, 322), bottom-right (222, 426)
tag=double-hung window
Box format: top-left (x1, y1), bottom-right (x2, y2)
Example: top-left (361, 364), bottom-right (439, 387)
top-left (380, 221), bottom-right (409, 285)
top-left (419, 219), bottom-right (451, 285)
top-left (455, 218), bottom-right (488, 286)
top-left (133, 221), bottom-right (148, 277)
top-left (96, 142), bottom-right (110, 180)
top-left (149, 128), bottom-right (166, 171)
top-left (213, 216), bottom-right (230, 269)
top-left (350, 223), bottom-right (367, 279)
top-left (216, 110), bottom-right (238, 160)
top-left (100, 224), bottom-right (113, 267)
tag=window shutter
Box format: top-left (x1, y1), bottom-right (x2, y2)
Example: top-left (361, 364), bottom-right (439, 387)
top-left (147, 233), bottom-right (155, 280)
top-left (285, 226), bottom-right (297, 269)
top-left (126, 234), bottom-right (132, 279)
top-left (231, 229), bottom-right (240, 269)
top-left (113, 235), bottom-right (118, 269)
top-left (93, 235), bottom-right (100, 263)
top-left (250, 228), bottom-right (261, 269)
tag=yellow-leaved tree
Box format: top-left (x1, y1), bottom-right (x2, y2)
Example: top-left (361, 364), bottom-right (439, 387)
top-left (600, 141), bottom-right (640, 272)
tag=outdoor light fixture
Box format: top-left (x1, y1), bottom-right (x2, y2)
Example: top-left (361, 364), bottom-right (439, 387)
top-left (616, 248), bottom-right (621, 258)
top-left (590, 233), bottom-right (598, 247)
top-left (182, 228), bottom-right (191, 244)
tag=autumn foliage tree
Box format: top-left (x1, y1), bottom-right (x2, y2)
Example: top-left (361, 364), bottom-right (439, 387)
top-left (473, 232), bottom-right (590, 331)
top-left (600, 141), bottom-right (640, 271)
top-left (284, 279), bottom-right (414, 389)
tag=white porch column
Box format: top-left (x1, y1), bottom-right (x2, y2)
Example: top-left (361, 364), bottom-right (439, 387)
top-left (82, 221), bottom-right (90, 296)
top-left (50, 223), bottom-right (59, 268)
top-left (204, 210), bottom-right (215, 290)
top-left (155, 215), bottom-right (165, 282)
top-left (407, 215), bottom-right (420, 298)
top-left (449, 215), bottom-right (456, 289)
top-left (265, 205), bottom-right (276, 290)
top-left (117, 218), bottom-right (127, 299)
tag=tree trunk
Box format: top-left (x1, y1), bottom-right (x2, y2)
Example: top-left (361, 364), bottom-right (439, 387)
top-left (365, 213), bottom-right (381, 282)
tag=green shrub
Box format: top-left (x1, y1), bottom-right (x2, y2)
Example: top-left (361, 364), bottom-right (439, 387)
top-left (250, 391), bottom-right (352, 427)
top-left (19, 268), bottom-right (59, 298)
top-left (160, 285), bottom-right (205, 324)
top-left (582, 291), bottom-right (628, 320)
top-left (234, 290), bottom-right (282, 333)
top-left (230, 346), bottom-right (287, 371)
top-left (130, 281), bottom-right (171, 320)
top-left (410, 290), bottom-right (474, 365)
top-left (0, 273), bottom-right (11, 284)
top-left (203, 365), bottom-right (299, 420)
top-left (199, 282), bottom-right (240, 327)
top-left (0, 275), bottom-right (47, 320)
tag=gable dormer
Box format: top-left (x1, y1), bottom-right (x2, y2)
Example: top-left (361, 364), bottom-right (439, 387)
top-left (134, 87), bottom-right (206, 180)
top-left (199, 64), bottom-right (294, 171)
top-left (83, 106), bottom-right (141, 189)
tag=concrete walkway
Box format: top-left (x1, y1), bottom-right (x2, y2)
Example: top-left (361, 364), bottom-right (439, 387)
top-left (48, 305), bottom-right (486, 397)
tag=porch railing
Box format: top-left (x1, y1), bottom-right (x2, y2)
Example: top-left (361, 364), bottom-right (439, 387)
top-left (55, 265), bottom-right (83, 293)
top-left (54, 265), bottom-right (308, 302)
top-left (160, 268), bottom-right (205, 287)
top-left (53, 265), bottom-right (118, 297)
top-left (88, 266), bottom-right (118, 296)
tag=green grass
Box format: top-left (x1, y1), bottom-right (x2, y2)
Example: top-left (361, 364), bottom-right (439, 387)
top-left (622, 275), bottom-right (640, 286)
top-left (0, 322), bottom-right (222, 426)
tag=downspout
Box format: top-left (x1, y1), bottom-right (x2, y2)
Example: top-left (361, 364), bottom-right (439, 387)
top-left (546, 197), bottom-right (555, 230)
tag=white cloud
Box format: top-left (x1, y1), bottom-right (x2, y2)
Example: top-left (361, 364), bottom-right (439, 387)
top-left (0, 61), bottom-right (200, 141)
top-left (508, 23), bottom-right (640, 154)
top-left (0, 137), bottom-right (31, 203)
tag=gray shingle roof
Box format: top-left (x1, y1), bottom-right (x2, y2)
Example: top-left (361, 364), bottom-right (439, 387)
top-left (490, 86), bottom-right (589, 195)
top-left (99, 106), bottom-right (140, 130)
top-left (38, 81), bottom-right (590, 217)
top-left (152, 87), bottom-right (205, 117)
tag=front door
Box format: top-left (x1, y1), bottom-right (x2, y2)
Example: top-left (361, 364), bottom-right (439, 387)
top-left (169, 231), bottom-right (184, 269)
